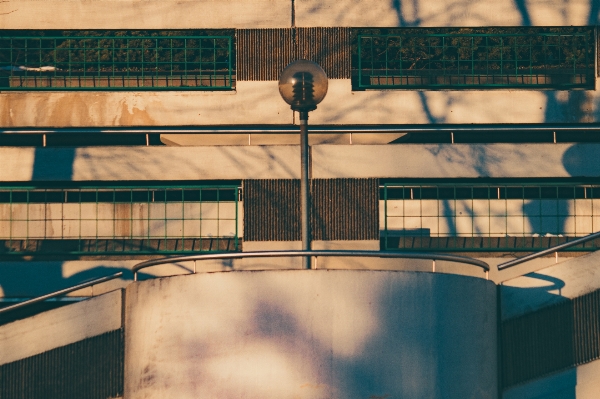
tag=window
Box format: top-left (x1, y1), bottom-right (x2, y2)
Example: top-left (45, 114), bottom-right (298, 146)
top-left (381, 183), bottom-right (600, 252)
top-left (354, 27), bottom-right (595, 90)
top-left (0, 30), bottom-right (235, 91)
top-left (0, 185), bottom-right (240, 255)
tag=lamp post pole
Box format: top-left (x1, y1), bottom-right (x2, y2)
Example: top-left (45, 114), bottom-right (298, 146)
top-left (279, 60), bottom-right (328, 269)
top-left (299, 111), bottom-right (310, 269)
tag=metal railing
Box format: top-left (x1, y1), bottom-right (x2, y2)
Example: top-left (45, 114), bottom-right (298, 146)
top-left (356, 28), bottom-right (594, 89)
top-left (132, 250), bottom-right (491, 280)
top-left (0, 33), bottom-right (234, 90)
top-left (0, 272), bottom-right (123, 315)
top-left (382, 183), bottom-right (600, 252)
top-left (0, 184), bottom-right (240, 255)
top-left (498, 230), bottom-right (600, 270)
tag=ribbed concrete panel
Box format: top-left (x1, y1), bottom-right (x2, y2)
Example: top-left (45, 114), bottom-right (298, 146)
top-left (0, 329), bottom-right (124, 399)
top-left (237, 28), bottom-right (350, 80)
top-left (501, 289), bottom-right (600, 388)
top-left (244, 179), bottom-right (300, 241)
top-left (311, 178), bottom-right (378, 240)
top-left (237, 29), bottom-right (294, 81)
top-left (295, 28), bottom-right (351, 79)
top-left (243, 179), bottom-right (378, 241)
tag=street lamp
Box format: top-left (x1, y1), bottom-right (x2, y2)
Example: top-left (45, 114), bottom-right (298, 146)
top-left (279, 60), bottom-right (328, 269)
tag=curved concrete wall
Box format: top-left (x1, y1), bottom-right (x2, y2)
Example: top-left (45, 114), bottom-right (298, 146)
top-left (124, 270), bottom-right (497, 399)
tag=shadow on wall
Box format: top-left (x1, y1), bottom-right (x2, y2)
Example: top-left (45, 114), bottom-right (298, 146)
top-left (389, 0), bottom-right (600, 125)
top-left (0, 263), bottom-right (144, 299)
top-left (138, 272), bottom-right (497, 398)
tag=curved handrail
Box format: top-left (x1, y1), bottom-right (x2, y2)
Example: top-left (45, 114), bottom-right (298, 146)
top-left (498, 230), bottom-right (600, 270)
top-left (132, 250), bottom-right (490, 280)
top-left (0, 272), bottom-right (123, 315)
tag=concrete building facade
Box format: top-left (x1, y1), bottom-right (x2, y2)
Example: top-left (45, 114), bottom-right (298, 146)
top-left (1, 0), bottom-right (600, 398)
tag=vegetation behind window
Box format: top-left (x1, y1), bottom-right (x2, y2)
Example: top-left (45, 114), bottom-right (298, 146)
top-left (0, 30), bottom-right (235, 90)
top-left (353, 27), bottom-right (595, 90)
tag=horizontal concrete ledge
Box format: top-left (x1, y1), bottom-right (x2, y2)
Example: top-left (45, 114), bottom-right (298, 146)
top-left (0, 289), bottom-right (123, 365)
top-left (2, 143), bottom-right (600, 181)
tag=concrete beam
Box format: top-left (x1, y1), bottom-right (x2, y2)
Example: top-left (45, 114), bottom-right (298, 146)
top-left (0, 0), bottom-right (292, 29)
top-left (3, 79), bottom-right (600, 127)
top-left (500, 250), bottom-right (600, 319)
top-left (295, 0), bottom-right (598, 27)
top-left (2, 142), bottom-right (600, 181)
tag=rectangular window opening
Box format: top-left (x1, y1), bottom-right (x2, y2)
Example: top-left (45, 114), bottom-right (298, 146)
top-left (0, 30), bottom-right (235, 91)
top-left (353, 27), bottom-right (595, 90)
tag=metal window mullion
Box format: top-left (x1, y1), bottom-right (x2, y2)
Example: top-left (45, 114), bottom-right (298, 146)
top-left (199, 188), bottom-right (203, 252)
top-left (184, 39), bottom-right (188, 83)
top-left (228, 36), bottom-right (232, 88)
top-left (471, 36), bottom-right (474, 81)
top-left (126, 39), bottom-right (130, 88)
top-left (213, 38), bottom-right (218, 87)
top-left (141, 39), bottom-right (145, 87)
top-left (384, 184), bottom-right (388, 249)
top-left (235, 186), bottom-right (240, 250)
top-left (163, 189), bottom-right (167, 249)
top-left (181, 188), bottom-right (185, 251)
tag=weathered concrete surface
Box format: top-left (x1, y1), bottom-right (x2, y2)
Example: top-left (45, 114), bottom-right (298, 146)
top-left (0, 290), bottom-right (122, 365)
top-left (2, 79), bottom-right (600, 127)
top-left (0, 81), bottom-right (291, 127)
top-left (296, 0), bottom-right (598, 26)
top-left (3, 143), bottom-right (600, 181)
top-left (500, 250), bottom-right (600, 320)
top-left (3, 0), bottom-right (594, 29)
top-left (125, 270), bottom-right (497, 399)
top-left (313, 143), bottom-right (600, 179)
top-left (0, 146), bottom-right (300, 181)
top-left (502, 358), bottom-right (600, 398)
top-left (0, 0), bottom-right (291, 29)
top-left (311, 80), bottom-right (600, 125)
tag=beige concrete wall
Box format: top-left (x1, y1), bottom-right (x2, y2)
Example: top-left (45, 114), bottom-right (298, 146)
top-left (125, 270), bottom-right (497, 398)
top-left (0, 0), bottom-right (291, 29)
top-left (0, 81), bottom-right (291, 127)
top-left (2, 79), bottom-right (600, 127)
top-left (2, 0), bottom-right (595, 29)
top-left (296, 0), bottom-right (599, 27)
top-left (313, 143), bottom-right (600, 179)
top-left (0, 290), bottom-right (123, 365)
top-left (312, 80), bottom-right (600, 125)
top-left (2, 143), bottom-right (600, 181)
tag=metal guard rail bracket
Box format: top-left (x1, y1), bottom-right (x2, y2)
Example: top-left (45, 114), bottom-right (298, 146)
top-left (0, 272), bottom-right (123, 315)
top-left (498, 230), bottom-right (600, 270)
top-left (132, 250), bottom-right (490, 280)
